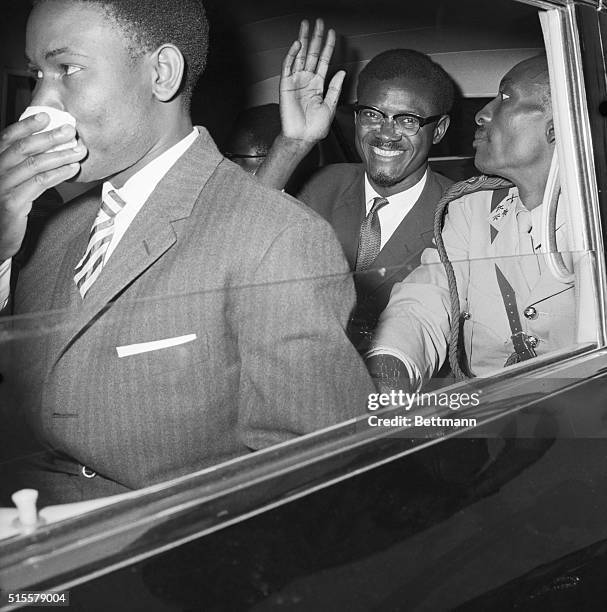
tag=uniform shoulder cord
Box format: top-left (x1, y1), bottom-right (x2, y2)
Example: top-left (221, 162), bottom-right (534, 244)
top-left (433, 175), bottom-right (514, 381)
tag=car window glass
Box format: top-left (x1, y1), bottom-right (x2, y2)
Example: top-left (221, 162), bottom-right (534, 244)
top-left (0, 0), bottom-right (604, 558)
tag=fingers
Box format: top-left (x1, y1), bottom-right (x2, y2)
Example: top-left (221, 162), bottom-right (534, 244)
top-left (316, 28), bottom-right (337, 81)
top-left (324, 70), bottom-right (346, 112)
top-left (282, 39), bottom-right (302, 78)
top-left (1, 143), bottom-right (86, 193)
top-left (0, 124), bottom-right (79, 174)
top-left (1, 162), bottom-right (81, 217)
top-left (0, 113), bottom-right (51, 156)
top-left (0, 159), bottom-right (80, 261)
top-left (0, 117), bottom-right (86, 238)
top-left (293, 19), bottom-right (309, 73)
top-left (304, 18), bottom-right (324, 73)
top-left (283, 18), bottom-right (339, 90)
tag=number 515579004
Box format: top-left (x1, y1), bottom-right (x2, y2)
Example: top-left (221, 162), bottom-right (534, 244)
top-left (3, 591), bottom-right (69, 607)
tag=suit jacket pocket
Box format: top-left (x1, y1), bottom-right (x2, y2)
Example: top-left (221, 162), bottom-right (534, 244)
top-left (114, 333), bottom-right (206, 377)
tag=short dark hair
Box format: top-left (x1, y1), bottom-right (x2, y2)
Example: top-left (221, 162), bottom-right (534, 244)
top-left (357, 49), bottom-right (455, 115)
top-left (226, 104), bottom-right (281, 155)
top-left (32, 0), bottom-right (209, 106)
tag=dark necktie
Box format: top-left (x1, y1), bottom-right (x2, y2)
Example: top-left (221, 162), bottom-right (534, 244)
top-left (355, 196), bottom-right (389, 271)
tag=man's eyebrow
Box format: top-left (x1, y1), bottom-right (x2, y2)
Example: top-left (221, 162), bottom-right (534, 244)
top-left (499, 78), bottom-right (514, 89)
top-left (45, 47), bottom-right (85, 60)
top-left (25, 48), bottom-right (88, 62)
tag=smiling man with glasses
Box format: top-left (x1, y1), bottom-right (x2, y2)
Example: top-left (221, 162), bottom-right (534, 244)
top-left (257, 21), bottom-right (454, 352)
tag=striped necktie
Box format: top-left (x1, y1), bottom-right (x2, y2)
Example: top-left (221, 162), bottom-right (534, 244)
top-left (74, 189), bottom-right (126, 298)
top-left (355, 196), bottom-right (389, 271)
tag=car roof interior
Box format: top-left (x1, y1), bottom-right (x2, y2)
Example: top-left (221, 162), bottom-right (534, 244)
top-left (1, 0), bottom-right (544, 182)
top-left (197, 0), bottom-right (544, 180)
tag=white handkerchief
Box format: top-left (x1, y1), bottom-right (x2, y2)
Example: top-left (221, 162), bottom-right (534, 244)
top-left (116, 334), bottom-right (196, 358)
top-left (19, 105), bottom-right (77, 152)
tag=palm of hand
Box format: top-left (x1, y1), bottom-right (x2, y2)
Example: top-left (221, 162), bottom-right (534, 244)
top-left (281, 71), bottom-right (334, 141)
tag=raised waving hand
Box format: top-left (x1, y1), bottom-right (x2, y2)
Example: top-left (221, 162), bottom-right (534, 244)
top-left (279, 18), bottom-right (345, 143)
top-left (256, 19), bottom-right (345, 189)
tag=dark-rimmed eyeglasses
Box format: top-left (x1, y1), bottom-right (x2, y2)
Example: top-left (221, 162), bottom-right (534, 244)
top-left (351, 104), bottom-right (443, 135)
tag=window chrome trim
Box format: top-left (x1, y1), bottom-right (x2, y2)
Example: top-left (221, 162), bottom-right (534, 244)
top-left (541, 6), bottom-right (607, 345)
top-left (520, 0), bottom-right (602, 9)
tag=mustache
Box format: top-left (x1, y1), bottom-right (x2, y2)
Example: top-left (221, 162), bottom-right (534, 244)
top-left (474, 128), bottom-right (488, 140)
top-left (368, 141), bottom-right (406, 150)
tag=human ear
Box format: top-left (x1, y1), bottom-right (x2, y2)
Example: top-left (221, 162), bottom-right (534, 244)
top-left (432, 115), bottom-right (451, 145)
top-left (151, 44), bottom-right (185, 102)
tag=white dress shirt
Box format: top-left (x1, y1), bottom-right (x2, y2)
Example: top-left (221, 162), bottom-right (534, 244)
top-left (0, 128), bottom-right (199, 310)
top-left (103, 127), bottom-right (198, 262)
top-left (364, 169), bottom-right (428, 250)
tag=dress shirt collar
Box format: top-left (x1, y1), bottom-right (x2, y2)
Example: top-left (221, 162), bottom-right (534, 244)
top-left (98, 127), bottom-right (198, 263)
top-left (102, 127), bottom-right (199, 208)
top-left (490, 187), bottom-right (566, 252)
top-left (364, 168), bottom-right (428, 213)
top-left (363, 169), bottom-right (429, 250)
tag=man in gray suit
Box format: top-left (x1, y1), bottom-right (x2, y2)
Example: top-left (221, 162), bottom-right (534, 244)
top-left (0, 0), bottom-right (373, 504)
top-left (257, 20), bottom-right (454, 351)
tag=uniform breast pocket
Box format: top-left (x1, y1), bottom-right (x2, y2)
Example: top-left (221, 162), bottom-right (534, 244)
top-left (114, 333), bottom-right (207, 377)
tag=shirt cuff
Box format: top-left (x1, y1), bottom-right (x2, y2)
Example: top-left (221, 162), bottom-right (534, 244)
top-left (365, 347), bottom-right (423, 392)
top-left (0, 259), bottom-right (11, 311)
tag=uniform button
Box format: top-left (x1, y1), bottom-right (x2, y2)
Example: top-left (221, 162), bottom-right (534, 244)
top-left (523, 306), bottom-right (538, 320)
top-left (527, 335), bottom-right (539, 348)
top-left (462, 311), bottom-right (471, 320)
top-left (81, 466), bottom-right (97, 479)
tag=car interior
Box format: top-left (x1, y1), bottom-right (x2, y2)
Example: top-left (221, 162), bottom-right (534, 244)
top-left (1, 0), bottom-right (606, 606)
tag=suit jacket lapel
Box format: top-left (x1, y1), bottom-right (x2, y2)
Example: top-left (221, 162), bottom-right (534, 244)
top-left (50, 127), bottom-right (222, 365)
top-left (332, 167), bottom-right (366, 269)
top-left (19, 192), bottom-right (100, 378)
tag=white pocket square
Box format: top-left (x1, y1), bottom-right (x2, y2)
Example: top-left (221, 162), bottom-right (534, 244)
top-left (116, 334), bottom-right (197, 358)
